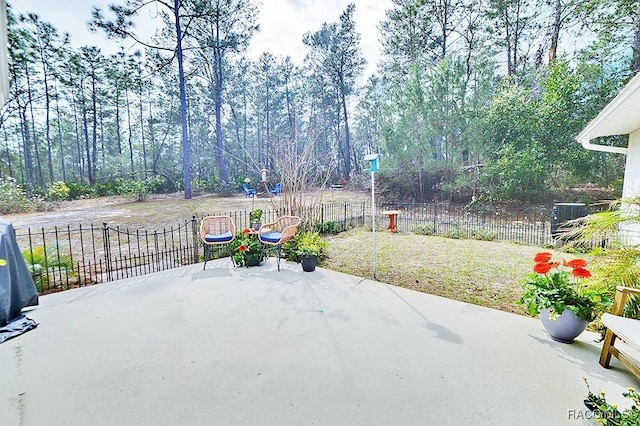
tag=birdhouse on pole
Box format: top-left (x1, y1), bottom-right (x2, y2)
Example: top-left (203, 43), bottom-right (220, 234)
top-left (364, 153), bottom-right (380, 173)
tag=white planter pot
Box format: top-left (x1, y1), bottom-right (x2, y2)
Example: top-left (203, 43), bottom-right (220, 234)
top-left (539, 308), bottom-right (588, 343)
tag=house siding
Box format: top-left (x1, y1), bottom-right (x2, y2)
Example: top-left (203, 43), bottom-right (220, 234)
top-left (621, 129), bottom-right (640, 245)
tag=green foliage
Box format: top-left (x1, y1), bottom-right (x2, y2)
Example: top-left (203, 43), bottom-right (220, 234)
top-left (290, 231), bottom-right (328, 261)
top-left (517, 252), bottom-right (611, 322)
top-left (118, 176), bottom-right (163, 201)
top-left (480, 142), bottom-right (548, 202)
top-left (64, 181), bottom-right (96, 199)
top-left (0, 178), bottom-right (33, 214)
top-left (191, 177), bottom-right (217, 195)
top-left (568, 198), bottom-right (640, 312)
top-left (469, 227), bottom-right (498, 241)
top-left (442, 226), bottom-right (465, 239)
top-left (229, 229), bottom-right (263, 267)
top-left (22, 245), bottom-right (75, 292)
top-left (250, 209), bottom-right (263, 222)
top-left (413, 223), bottom-right (437, 235)
top-left (315, 221), bottom-right (345, 235)
top-left (584, 379), bottom-right (640, 425)
top-left (45, 181), bottom-right (70, 202)
top-left (95, 179), bottom-right (126, 197)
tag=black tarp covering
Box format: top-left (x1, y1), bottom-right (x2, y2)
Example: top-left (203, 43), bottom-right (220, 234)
top-left (0, 217), bottom-right (38, 341)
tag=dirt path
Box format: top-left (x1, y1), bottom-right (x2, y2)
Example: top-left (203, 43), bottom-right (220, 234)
top-left (4, 190), bottom-right (368, 230)
top-left (5, 197), bottom-right (129, 230)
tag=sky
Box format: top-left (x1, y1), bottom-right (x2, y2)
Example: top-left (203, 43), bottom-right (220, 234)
top-left (11, 0), bottom-right (391, 78)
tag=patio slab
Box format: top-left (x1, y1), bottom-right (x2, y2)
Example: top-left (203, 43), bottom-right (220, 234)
top-left (1, 258), bottom-right (638, 425)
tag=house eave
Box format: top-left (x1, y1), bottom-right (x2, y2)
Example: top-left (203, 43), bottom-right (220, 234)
top-left (576, 72), bottom-right (640, 155)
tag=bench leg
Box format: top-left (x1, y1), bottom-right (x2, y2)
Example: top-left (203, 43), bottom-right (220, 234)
top-left (599, 329), bottom-right (617, 368)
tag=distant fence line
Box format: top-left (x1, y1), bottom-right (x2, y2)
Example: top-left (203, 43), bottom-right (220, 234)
top-left (15, 201), bottom-right (602, 295)
top-left (380, 202), bottom-right (555, 246)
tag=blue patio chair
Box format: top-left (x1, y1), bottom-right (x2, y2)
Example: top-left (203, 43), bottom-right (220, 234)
top-left (258, 215), bottom-right (301, 271)
top-left (242, 183), bottom-right (256, 197)
top-left (199, 216), bottom-right (236, 269)
top-left (270, 182), bottom-right (282, 196)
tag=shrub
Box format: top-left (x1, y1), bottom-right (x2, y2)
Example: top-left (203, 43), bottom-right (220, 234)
top-left (470, 227), bottom-right (498, 241)
top-left (22, 245), bottom-right (76, 292)
top-left (118, 176), bottom-right (162, 201)
top-left (65, 181), bottom-right (95, 199)
top-left (45, 181), bottom-right (70, 202)
top-left (0, 178), bottom-right (33, 214)
top-left (94, 179), bottom-right (122, 197)
top-left (315, 221), bottom-right (345, 235)
top-left (442, 225), bottom-right (466, 239)
top-left (286, 231), bottom-right (328, 262)
top-left (413, 223), bottom-right (437, 235)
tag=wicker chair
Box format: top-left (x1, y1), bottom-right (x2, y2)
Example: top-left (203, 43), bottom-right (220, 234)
top-left (199, 216), bottom-right (236, 269)
top-left (258, 215), bottom-right (301, 271)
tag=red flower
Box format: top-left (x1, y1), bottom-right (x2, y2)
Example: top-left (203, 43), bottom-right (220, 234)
top-left (534, 252), bottom-right (553, 263)
top-left (572, 268), bottom-right (591, 278)
top-left (566, 258), bottom-right (588, 269)
top-left (533, 262), bottom-right (553, 274)
top-left (239, 244), bottom-right (247, 252)
top-left (242, 228), bottom-right (251, 234)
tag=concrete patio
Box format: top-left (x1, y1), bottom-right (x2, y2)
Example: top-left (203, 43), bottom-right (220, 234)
top-left (2, 258), bottom-right (638, 425)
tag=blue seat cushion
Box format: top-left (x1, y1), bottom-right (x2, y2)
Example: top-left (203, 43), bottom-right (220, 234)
top-left (204, 231), bottom-right (233, 243)
top-left (261, 231), bottom-right (282, 243)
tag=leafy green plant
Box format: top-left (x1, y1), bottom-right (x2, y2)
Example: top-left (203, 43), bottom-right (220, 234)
top-left (470, 227), bottom-right (498, 241)
top-left (292, 231), bottom-right (327, 261)
top-left (250, 209), bottom-right (263, 223)
top-left (0, 177), bottom-right (34, 214)
top-left (45, 181), bottom-right (70, 203)
top-left (566, 197), bottom-right (640, 313)
top-left (315, 221), bottom-right (345, 235)
top-left (229, 228), bottom-right (263, 266)
top-left (442, 225), bottom-right (465, 239)
top-left (517, 252), bottom-right (611, 322)
top-left (118, 176), bottom-right (162, 201)
top-left (584, 378), bottom-right (640, 425)
top-left (22, 245), bottom-right (75, 292)
top-left (64, 181), bottom-right (96, 199)
top-left (413, 223), bottom-right (436, 235)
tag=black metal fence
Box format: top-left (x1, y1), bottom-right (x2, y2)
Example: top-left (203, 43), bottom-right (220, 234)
top-left (14, 202), bottom-right (367, 294)
top-left (379, 202), bottom-right (554, 246)
top-left (14, 200), bottom-right (605, 295)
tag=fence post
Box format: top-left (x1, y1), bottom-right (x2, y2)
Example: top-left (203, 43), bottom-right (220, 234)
top-left (192, 216), bottom-right (199, 264)
top-left (433, 203), bottom-right (438, 231)
top-left (102, 223), bottom-right (112, 282)
top-left (344, 203), bottom-right (348, 230)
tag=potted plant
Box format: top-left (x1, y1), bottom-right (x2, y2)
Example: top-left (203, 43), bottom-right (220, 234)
top-left (583, 378), bottom-right (640, 425)
top-left (297, 245), bottom-right (320, 272)
top-left (293, 231), bottom-right (327, 272)
top-left (250, 209), bottom-right (263, 231)
top-left (517, 252), bottom-right (611, 343)
top-left (230, 228), bottom-right (263, 267)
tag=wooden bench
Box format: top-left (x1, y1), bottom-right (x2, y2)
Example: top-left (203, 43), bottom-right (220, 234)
top-left (599, 286), bottom-right (640, 379)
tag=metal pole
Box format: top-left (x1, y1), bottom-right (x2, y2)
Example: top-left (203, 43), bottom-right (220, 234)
top-left (371, 171), bottom-right (376, 279)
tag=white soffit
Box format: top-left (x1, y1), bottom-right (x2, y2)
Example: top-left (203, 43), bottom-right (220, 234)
top-left (576, 72), bottom-right (640, 154)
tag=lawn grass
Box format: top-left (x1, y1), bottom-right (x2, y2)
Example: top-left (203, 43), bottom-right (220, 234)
top-left (323, 227), bottom-right (542, 315)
